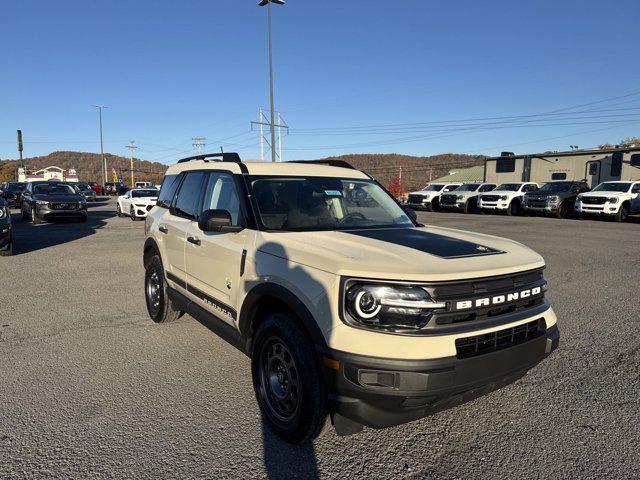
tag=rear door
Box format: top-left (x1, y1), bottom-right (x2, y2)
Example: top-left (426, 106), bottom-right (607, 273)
top-left (161, 171), bottom-right (207, 286)
top-left (184, 171), bottom-right (250, 325)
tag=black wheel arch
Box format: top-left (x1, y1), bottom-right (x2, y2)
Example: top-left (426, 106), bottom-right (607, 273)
top-left (143, 237), bottom-right (160, 268)
top-left (239, 282), bottom-right (328, 354)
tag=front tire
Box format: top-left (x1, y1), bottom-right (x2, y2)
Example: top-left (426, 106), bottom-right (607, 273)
top-left (31, 206), bottom-right (42, 225)
top-left (554, 201), bottom-right (568, 219)
top-left (252, 312), bottom-right (328, 444)
top-left (0, 236), bottom-right (13, 256)
top-left (130, 206), bottom-right (137, 221)
top-left (506, 200), bottom-right (520, 216)
top-left (145, 255), bottom-right (183, 323)
top-left (615, 203), bottom-right (629, 223)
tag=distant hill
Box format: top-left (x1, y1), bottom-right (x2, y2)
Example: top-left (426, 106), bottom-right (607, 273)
top-left (320, 153), bottom-right (487, 191)
top-left (0, 151), bottom-right (168, 185)
top-left (0, 150), bottom-right (487, 192)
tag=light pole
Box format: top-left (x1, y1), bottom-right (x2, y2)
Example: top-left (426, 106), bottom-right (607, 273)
top-left (258, 0), bottom-right (284, 162)
top-left (92, 105), bottom-right (109, 184)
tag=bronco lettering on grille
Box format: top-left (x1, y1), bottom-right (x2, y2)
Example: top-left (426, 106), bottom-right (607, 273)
top-left (454, 286), bottom-right (542, 310)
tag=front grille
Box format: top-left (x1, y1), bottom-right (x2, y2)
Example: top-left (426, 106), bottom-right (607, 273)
top-left (455, 319), bottom-right (546, 359)
top-left (526, 198), bottom-right (547, 208)
top-left (440, 194), bottom-right (458, 205)
top-left (581, 196), bottom-right (606, 205)
top-left (408, 194), bottom-right (425, 204)
top-left (481, 195), bottom-right (501, 202)
top-left (50, 203), bottom-right (78, 210)
top-left (429, 268), bottom-right (544, 299)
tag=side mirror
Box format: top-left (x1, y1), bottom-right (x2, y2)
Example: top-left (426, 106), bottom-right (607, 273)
top-left (402, 205), bottom-right (418, 222)
top-left (198, 209), bottom-right (244, 233)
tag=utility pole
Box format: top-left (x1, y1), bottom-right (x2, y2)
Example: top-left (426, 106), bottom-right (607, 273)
top-left (192, 137), bottom-right (206, 154)
top-left (125, 140), bottom-right (139, 188)
top-left (251, 109), bottom-right (288, 161)
top-left (92, 105), bottom-right (109, 185)
top-left (258, 0), bottom-right (285, 161)
top-left (17, 130), bottom-right (24, 169)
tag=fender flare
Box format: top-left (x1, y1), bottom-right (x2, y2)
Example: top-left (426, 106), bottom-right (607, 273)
top-left (239, 282), bottom-right (327, 349)
top-left (143, 237), bottom-right (160, 267)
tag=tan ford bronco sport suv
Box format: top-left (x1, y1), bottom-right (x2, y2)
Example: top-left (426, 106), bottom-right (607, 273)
top-left (143, 153), bottom-right (559, 443)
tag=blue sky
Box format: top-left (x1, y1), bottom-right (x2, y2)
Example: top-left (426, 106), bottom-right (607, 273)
top-left (1, 0), bottom-right (639, 163)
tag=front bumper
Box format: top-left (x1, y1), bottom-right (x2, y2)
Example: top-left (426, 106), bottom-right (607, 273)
top-left (479, 201), bottom-right (509, 211)
top-left (440, 201), bottom-right (465, 212)
top-left (322, 323), bottom-right (559, 429)
top-left (575, 203), bottom-right (619, 215)
top-left (523, 203), bottom-right (559, 214)
top-left (37, 206), bottom-right (87, 221)
top-left (407, 200), bottom-right (432, 211)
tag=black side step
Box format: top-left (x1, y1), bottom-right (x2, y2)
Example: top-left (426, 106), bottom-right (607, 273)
top-left (167, 287), bottom-right (249, 356)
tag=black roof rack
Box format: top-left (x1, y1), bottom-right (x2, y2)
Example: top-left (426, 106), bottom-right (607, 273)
top-left (177, 152), bottom-right (242, 164)
top-left (287, 159), bottom-right (356, 170)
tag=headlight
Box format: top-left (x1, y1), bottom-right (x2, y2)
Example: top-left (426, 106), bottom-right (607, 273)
top-left (547, 196), bottom-right (559, 203)
top-left (0, 207), bottom-right (6, 219)
top-left (344, 283), bottom-right (446, 331)
top-left (607, 197), bottom-right (619, 204)
top-left (456, 195), bottom-right (464, 200)
top-left (500, 195), bottom-right (508, 201)
top-left (36, 200), bottom-right (49, 206)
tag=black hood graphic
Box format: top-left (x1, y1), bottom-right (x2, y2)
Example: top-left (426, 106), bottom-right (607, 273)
top-left (344, 228), bottom-right (505, 259)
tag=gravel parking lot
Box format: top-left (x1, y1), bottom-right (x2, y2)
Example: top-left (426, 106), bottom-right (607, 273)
top-left (1, 198), bottom-right (638, 479)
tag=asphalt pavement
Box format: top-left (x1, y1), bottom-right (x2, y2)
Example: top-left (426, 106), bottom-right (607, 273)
top-left (0, 199), bottom-right (638, 479)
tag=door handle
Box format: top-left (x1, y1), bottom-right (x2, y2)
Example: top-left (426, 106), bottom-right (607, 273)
top-left (159, 225), bottom-right (168, 234)
top-left (187, 236), bottom-right (201, 246)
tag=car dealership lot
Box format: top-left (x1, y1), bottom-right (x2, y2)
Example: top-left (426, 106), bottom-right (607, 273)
top-left (1, 200), bottom-right (638, 479)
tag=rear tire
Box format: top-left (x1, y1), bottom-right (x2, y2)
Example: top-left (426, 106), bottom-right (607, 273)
top-left (615, 203), bottom-right (629, 223)
top-left (252, 312), bottom-right (328, 444)
top-left (145, 255), bottom-right (183, 323)
top-left (554, 201), bottom-right (568, 219)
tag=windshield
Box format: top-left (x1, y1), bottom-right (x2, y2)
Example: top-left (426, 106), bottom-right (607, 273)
top-left (33, 183), bottom-right (78, 195)
top-left (454, 184), bottom-right (480, 192)
top-left (252, 177), bottom-right (413, 231)
top-left (131, 189), bottom-right (158, 198)
top-left (539, 182), bottom-right (573, 192)
top-left (495, 183), bottom-right (521, 192)
top-left (592, 182), bottom-right (631, 193)
top-left (7, 183), bottom-right (27, 192)
top-left (421, 184), bottom-right (444, 192)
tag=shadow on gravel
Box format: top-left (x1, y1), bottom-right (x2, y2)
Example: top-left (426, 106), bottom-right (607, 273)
top-left (262, 421), bottom-right (319, 480)
top-left (9, 210), bottom-right (113, 255)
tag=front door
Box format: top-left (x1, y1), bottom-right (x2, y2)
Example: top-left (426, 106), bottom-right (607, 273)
top-left (185, 171), bottom-right (249, 325)
top-left (585, 161), bottom-right (601, 187)
top-left (631, 183), bottom-right (640, 212)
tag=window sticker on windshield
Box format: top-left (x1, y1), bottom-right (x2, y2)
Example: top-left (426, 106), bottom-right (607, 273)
top-left (324, 190), bottom-right (343, 197)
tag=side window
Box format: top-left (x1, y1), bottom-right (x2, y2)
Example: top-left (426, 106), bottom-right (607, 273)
top-left (480, 184), bottom-right (495, 192)
top-left (551, 172), bottom-right (567, 180)
top-left (588, 163), bottom-right (598, 175)
top-left (631, 154), bottom-right (640, 167)
top-left (496, 157), bottom-right (516, 173)
top-left (201, 172), bottom-right (241, 225)
top-left (157, 174), bottom-right (181, 209)
top-left (611, 153), bottom-right (622, 177)
top-left (173, 172), bottom-right (206, 220)
top-left (632, 183), bottom-right (640, 194)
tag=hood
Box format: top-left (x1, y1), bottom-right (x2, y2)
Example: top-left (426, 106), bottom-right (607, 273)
top-left (131, 197), bottom-right (158, 204)
top-left (447, 190), bottom-right (479, 199)
top-left (408, 190), bottom-right (431, 196)
top-left (33, 194), bottom-right (83, 202)
top-left (526, 191), bottom-right (568, 198)
top-left (256, 226), bottom-right (544, 282)
top-left (578, 191), bottom-right (620, 197)
top-left (484, 189), bottom-right (519, 195)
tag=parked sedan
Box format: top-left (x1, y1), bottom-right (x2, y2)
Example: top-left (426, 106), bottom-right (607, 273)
top-left (116, 188), bottom-right (158, 220)
top-left (0, 182), bottom-right (28, 208)
top-left (74, 182), bottom-right (98, 202)
top-left (21, 181), bottom-right (88, 224)
top-left (0, 197), bottom-right (13, 256)
top-left (87, 182), bottom-right (104, 196)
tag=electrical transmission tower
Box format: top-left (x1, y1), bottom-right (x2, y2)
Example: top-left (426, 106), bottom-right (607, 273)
top-left (192, 137), bottom-right (206, 154)
top-left (251, 107), bottom-right (289, 161)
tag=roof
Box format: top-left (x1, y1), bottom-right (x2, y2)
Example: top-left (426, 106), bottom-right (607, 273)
top-left (486, 145), bottom-right (640, 161)
top-left (430, 165), bottom-right (485, 183)
top-left (166, 160), bottom-right (370, 179)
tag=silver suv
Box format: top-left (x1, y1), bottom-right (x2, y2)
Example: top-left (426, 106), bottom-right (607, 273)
top-left (143, 153), bottom-right (560, 443)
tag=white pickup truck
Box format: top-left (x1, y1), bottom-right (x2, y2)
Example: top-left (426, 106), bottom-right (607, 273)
top-left (478, 182), bottom-right (539, 216)
top-left (407, 182), bottom-right (462, 211)
top-left (575, 181), bottom-right (640, 222)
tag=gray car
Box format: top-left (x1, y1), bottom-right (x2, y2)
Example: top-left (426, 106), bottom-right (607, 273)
top-left (21, 181), bottom-right (88, 224)
top-left (74, 182), bottom-right (97, 202)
